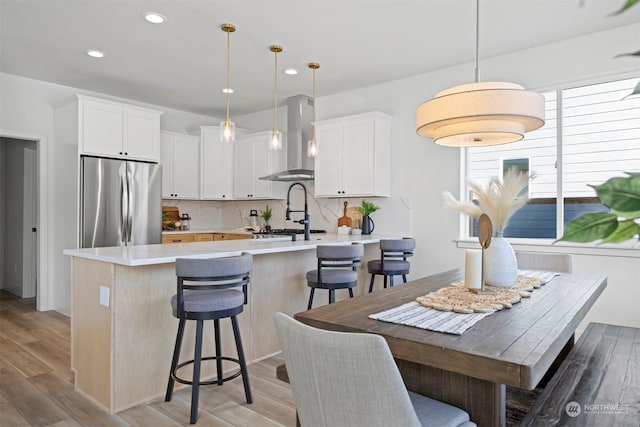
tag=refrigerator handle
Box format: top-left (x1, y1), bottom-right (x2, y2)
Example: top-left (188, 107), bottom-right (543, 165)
top-left (120, 170), bottom-right (128, 245)
top-left (126, 166), bottom-right (134, 244)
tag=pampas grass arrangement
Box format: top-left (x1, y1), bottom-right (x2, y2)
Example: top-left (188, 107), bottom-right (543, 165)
top-left (443, 167), bottom-right (534, 233)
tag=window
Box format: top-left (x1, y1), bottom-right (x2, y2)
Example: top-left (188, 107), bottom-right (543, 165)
top-left (502, 157), bottom-right (530, 197)
top-left (465, 77), bottom-right (640, 240)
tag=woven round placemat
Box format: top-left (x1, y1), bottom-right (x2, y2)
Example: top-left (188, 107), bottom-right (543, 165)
top-left (416, 275), bottom-right (545, 314)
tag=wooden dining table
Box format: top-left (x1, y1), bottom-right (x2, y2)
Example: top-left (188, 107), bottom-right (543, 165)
top-left (294, 269), bottom-right (607, 427)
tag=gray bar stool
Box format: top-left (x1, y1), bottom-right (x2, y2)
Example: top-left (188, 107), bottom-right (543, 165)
top-left (165, 253), bottom-right (253, 424)
top-left (368, 238), bottom-right (415, 293)
top-left (306, 243), bottom-right (364, 309)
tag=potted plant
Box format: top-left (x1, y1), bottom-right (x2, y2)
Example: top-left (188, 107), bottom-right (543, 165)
top-left (260, 205), bottom-right (273, 231)
top-left (358, 200), bottom-right (379, 235)
top-left (556, 173), bottom-right (640, 244)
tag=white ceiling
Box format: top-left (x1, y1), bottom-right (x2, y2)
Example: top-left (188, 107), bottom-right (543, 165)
top-left (1, 0), bottom-right (638, 117)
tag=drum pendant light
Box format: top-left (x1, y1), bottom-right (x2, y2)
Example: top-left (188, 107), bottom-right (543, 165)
top-left (220, 23), bottom-right (236, 143)
top-left (270, 45), bottom-right (283, 150)
top-left (416, 0), bottom-right (545, 147)
top-left (307, 62), bottom-right (320, 157)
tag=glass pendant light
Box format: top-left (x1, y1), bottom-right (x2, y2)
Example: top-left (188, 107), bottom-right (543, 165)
top-left (416, 0), bottom-right (544, 147)
top-left (220, 23), bottom-right (236, 143)
top-left (269, 45), bottom-right (283, 150)
top-left (307, 62), bottom-right (320, 157)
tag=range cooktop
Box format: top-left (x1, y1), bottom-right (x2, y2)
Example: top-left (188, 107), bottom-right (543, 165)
top-left (254, 228), bottom-right (326, 235)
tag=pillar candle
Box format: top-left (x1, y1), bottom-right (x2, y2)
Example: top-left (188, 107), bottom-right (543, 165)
top-left (465, 249), bottom-right (482, 290)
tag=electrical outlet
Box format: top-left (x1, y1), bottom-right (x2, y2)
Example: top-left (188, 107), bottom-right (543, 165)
top-left (99, 286), bottom-right (110, 307)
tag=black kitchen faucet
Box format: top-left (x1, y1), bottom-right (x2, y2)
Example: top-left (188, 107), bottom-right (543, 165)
top-left (285, 182), bottom-right (310, 241)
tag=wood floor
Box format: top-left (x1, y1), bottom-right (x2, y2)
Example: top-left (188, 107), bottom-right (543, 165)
top-left (0, 290), bottom-right (537, 426)
top-left (0, 290), bottom-right (296, 427)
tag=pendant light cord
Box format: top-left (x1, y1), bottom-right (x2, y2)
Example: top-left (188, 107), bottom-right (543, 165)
top-left (274, 49), bottom-right (278, 132)
top-left (225, 28), bottom-right (231, 123)
top-left (312, 67), bottom-right (316, 141)
top-left (474, 0), bottom-right (480, 83)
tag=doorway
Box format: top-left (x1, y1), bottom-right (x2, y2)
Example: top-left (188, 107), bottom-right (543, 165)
top-left (1, 137), bottom-right (38, 300)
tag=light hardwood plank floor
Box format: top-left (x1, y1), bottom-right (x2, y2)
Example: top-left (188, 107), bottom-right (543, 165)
top-left (0, 290), bottom-right (536, 426)
top-left (0, 290), bottom-right (296, 427)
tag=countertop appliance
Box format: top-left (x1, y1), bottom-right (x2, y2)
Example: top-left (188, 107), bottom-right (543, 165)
top-left (179, 213), bottom-right (191, 231)
top-left (249, 209), bottom-right (259, 228)
top-left (80, 156), bottom-right (161, 248)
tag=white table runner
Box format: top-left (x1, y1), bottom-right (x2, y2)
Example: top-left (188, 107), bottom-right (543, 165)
top-left (368, 270), bottom-right (559, 335)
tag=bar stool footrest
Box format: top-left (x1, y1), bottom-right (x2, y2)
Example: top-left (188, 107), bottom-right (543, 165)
top-left (171, 356), bottom-right (243, 386)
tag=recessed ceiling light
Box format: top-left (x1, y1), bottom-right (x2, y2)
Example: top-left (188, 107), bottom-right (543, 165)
top-left (284, 68), bottom-right (298, 75)
top-left (143, 12), bottom-right (166, 24)
top-left (222, 88), bottom-right (234, 94)
top-left (86, 49), bottom-right (105, 58)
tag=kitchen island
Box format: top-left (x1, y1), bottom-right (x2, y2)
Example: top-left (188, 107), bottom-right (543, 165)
top-left (63, 234), bottom-right (387, 414)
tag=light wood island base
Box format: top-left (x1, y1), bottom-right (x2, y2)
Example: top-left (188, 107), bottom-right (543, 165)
top-left (70, 242), bottom-right (379, 414)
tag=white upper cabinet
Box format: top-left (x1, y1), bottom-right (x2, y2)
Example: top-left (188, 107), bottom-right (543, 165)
top-left (160, 131), bottom-right (200, 199)
top-left (233, 131), bottom-right (285, 200)
top-left (314, 111), bottom-right (391, 197)
top-left (78, 95), bottom-right (162, 161)
top-left (200, 126), bottom-right (234, 200)
top-left (81, 101), bottom-right (123, 156)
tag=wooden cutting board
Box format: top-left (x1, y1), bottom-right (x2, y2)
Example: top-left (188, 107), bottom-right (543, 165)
top-left (338, 201), bottom-right (352, 227)
top-left (162, 206), bottom-right (180, 230)
top-left (162, 206), bottom-right (180, 221)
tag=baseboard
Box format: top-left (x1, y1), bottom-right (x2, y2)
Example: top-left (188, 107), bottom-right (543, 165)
top-left (1, 280), bottom-right (22, 297)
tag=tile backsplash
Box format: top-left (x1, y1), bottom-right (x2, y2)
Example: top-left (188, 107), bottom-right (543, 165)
top-left (163, 189), bottom-right (411, 236)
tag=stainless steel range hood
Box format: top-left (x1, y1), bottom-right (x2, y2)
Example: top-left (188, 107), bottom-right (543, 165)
top-left (260, 94), bottom-right (314, 181)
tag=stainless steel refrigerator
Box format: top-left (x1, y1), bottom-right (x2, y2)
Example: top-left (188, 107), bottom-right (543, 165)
top-left (80, 156), bottom-right (162, 248)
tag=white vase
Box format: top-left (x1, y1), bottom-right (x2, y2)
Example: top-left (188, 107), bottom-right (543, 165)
top-left (484, 232), bottom-right (518, 288)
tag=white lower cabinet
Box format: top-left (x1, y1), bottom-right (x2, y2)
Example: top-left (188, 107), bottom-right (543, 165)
top-left (314, 111), bottom-right (391, 197)
top-left (160, 131), bottom-right (200, 199)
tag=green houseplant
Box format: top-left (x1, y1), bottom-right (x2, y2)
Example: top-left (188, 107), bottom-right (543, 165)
top-left (557, 173), bottom-right (640, 244)
top-left (260, 205), bottom-right (273, 228)
top-left (358, 200), bottom-right (379, 235)
top-left (358, 200), bottom-right (379, 217)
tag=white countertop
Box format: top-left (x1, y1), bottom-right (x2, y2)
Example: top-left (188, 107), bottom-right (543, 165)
top-left (63, 234), bottom-right (389, 266)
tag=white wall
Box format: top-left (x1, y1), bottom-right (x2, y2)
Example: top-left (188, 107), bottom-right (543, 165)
top-left (0, 23), bottom-right (638, 325)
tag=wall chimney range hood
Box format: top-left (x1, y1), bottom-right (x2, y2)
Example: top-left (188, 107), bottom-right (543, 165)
top-left (260, 94), bottom-right (314, 181)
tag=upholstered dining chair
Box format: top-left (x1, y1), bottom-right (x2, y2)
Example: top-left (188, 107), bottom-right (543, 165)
top-left (515, 251), bottom-right (572, 273)
top-left (274, 312), bottom-right (476, 427)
